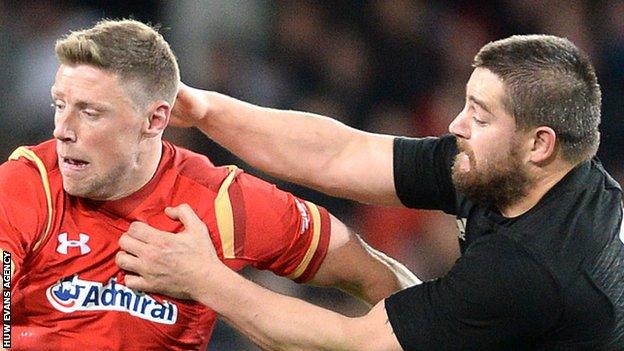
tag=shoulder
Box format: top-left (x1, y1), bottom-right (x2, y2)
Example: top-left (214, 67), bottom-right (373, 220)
top-left (509, 160), bottom-right (620, 244)
top-left (163, 141), bottom-right (232, 189)
top-left (1, 140), bottom-right (58, 191)
top-left (499, 160), bottom-right (622, 283)
top-left (0, 141), bottom-right (58, 243)
top-left (164, 141), bottom-right (283, 197)
top-left (590, 158), bottom-right (621, 192)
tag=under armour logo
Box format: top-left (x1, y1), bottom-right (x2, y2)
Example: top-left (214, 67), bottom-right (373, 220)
top-left (57, 233), bottom-right (91, 255)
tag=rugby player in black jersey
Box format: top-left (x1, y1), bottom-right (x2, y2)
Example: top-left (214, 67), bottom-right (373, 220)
top-left (118, 34), bottom-right (624, 350)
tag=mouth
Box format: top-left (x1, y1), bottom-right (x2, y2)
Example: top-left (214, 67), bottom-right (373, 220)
top-left (456, 152), bottom-right (471, 172)
top-left (61, 157), bottom-right (90, 171)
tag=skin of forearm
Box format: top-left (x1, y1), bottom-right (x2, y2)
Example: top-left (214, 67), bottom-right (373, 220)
top-left (341, 236), bottom-right (421, 305)
top-left (194, 265), bottom-right (368, 351)
top-left (333, 261), bottom-right (418, 308)
top-left (361, 239), bottom-right (422, 290)
top-left (308, 225), bottom-right (420, 306)
top-left (195, 92), bottom-right (367, 197)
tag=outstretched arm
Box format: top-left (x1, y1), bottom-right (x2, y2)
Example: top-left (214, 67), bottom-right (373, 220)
top-left (172, 84), bottom-right (399, 206)
top-left (117, 204), bottom-right (405, 350)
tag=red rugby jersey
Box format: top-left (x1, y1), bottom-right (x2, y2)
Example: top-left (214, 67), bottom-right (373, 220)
top-left (0, 140), bottom-right (330, 350)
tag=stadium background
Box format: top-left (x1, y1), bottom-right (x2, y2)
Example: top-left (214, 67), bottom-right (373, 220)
top-left (1, 1), bottom-right (622, 349)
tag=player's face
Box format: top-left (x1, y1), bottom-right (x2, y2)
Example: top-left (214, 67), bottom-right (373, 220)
top-left (448, 67), bottom-right (532, 209)
top-left (51, 64), bottom-right (149, 200)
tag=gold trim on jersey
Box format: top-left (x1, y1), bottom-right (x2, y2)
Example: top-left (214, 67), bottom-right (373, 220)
top-left (8, 147), bottom-right (53, 251)
top-left (214, 165), bottom-right (239, 259)
top-left (287, 201), bottom-right (322, 280)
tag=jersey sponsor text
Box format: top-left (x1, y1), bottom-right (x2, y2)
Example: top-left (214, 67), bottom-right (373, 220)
top-left (46, 276), bottom-right (178, 324)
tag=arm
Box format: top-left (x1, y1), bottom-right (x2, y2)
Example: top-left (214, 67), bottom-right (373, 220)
top-left (118, 205), bottom-right (562, 350)
top-left (172, 84), bottom-right (400, 206)
top-left (199, 261), bottom-right (403, 351)
top-left (309, 215), bottom-right (419, 305)
top-left (117, 204), bottom-right (404, 351)
top-left (0, 156), bottom-right (51, 349)
top-left (207, 167), bottom-right (417, 305)
top-left (0, 156), bottom-right (51, 281)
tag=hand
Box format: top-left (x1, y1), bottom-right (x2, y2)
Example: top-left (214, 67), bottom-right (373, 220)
top-left (116, 204), bottom-right (222, 300)
top-left (170, 83), bottom-right (210, 128)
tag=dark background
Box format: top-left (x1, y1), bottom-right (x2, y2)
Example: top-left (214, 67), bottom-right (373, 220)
top-left (2, 1), bottom-right (622, 349)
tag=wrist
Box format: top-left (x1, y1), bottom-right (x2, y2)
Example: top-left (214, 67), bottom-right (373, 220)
top-left (194, 91), bottom-right (223, 129)
top-left (189, 259), bottom-right (232, 304)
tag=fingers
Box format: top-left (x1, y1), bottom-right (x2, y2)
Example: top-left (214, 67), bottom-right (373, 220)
top-left (115, 251), bottom-right (142, 274)
top-left (125, 273), bottom-right (190, 300)
top-left (165, 204), bottom-right (207, 236)
top-left (124, 273), bottom-right (153, 293)
top-left (118, 232), bottom-right (148, 256)
top-left (125, 221), bottom-right (165, 243)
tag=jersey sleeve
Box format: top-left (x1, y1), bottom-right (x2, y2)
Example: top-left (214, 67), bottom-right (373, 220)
top-left (0, 156), bottom-right (50, 278)
top-left (393, 134), bottom-right (458, 214)
top-left (212, 167), bottom-right (331, 283)
top-left (384, 234), bottom-right (561, 350)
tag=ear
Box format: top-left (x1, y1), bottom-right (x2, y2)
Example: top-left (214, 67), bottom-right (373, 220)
top-left (528, 126), bottom-right (557, 163)
top-left (143, 101), bottom-right (171, 138)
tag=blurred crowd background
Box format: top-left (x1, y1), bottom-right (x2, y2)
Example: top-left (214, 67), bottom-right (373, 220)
top-left (1, 1), bottom-right (623, 349)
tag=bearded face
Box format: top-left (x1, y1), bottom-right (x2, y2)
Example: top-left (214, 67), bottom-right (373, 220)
top-left (451, 137), bottom-right (533, 210)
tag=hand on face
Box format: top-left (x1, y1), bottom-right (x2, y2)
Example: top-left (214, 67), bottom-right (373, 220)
top-left (116, 204), bottom-right (222, 300)
top-left (169, 83), bottom-right (209, 128)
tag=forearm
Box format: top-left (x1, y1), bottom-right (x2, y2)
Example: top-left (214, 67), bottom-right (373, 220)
top-left (362, 238), bottom-right (422, 292)
top-left (189, 90), bottom-right (396, 204)
top-left (339, 236), bottom-right (421, 305)
top-left (309, 217), bottom-right (420, 306)
top-left (195, 265), bottom-right (371, 351)
top-left (199, 92), bottom-right (354, 187)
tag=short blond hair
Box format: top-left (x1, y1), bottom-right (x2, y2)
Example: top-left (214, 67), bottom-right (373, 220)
top-left (55, 19), bottom-right (180, 110)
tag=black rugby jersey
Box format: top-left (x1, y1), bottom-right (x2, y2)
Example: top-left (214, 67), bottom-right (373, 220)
top-left (385, 134), bottom-right (624, 350)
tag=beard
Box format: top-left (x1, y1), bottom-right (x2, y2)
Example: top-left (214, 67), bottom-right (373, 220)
top-left (451, 138), bottom-right (533, 211)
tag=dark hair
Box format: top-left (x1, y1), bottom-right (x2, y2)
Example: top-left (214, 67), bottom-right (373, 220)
top-left (55, 19), bottom-right (179, 110)
top-left (473, 34), bottom-right (601, 164)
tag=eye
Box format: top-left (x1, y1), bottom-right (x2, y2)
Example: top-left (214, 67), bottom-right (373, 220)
top-left (51, 101), bottom-right (65, 113)
top-left (81, 109), bottom-right (101, 119)
top-left (472, 115), bottom-right (488, 126)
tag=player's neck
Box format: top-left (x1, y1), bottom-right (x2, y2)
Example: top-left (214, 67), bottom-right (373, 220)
top-left (500, 162), bottom-right (575, 218)
top-left (106, 140), bottom-right (163, 201)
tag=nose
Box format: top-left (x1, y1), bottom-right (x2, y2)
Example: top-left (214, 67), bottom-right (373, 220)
top-left (53, 110), bottom-right (77, 143)
top-left (448, 107), bottom-right (470, 139)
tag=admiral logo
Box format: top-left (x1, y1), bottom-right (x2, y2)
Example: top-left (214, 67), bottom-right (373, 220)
top-left (46, 276), bottom-right (178, 324)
